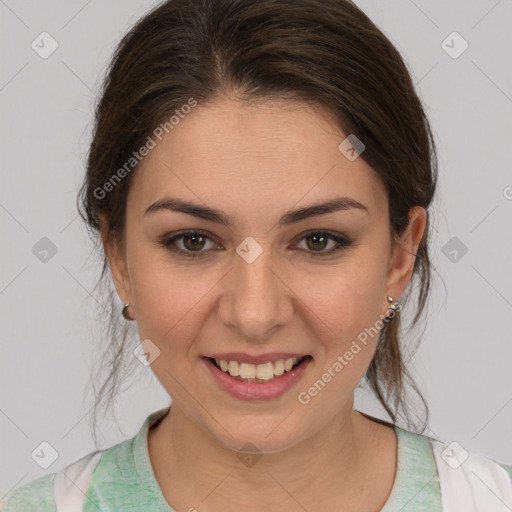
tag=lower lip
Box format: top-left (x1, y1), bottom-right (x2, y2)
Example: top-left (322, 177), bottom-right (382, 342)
top-left (202, 356), bottom-right (312, 401)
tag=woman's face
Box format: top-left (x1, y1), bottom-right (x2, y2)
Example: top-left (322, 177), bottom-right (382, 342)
top-left (107, 96), bottom-right (425, 453)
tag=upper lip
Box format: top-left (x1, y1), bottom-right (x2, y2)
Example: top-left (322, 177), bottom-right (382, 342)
top-left (204, 352), bottom-right (310, 365)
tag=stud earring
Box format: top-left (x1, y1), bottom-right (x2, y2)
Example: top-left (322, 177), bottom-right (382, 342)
top-left (385, 296), bottom-right (400, 320)
top-left (122, 303), bottom-right (135, 321)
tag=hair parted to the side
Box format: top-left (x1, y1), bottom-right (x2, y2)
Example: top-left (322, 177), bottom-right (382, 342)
top-left (77, 0), bottom-right (438, 447)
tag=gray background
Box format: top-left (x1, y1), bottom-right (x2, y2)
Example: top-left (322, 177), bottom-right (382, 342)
top-left (1, 0), bottom-right (511, 500)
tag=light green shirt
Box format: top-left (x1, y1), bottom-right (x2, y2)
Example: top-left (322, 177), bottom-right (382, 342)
top-left (4, 407), bottom-right (512, 511)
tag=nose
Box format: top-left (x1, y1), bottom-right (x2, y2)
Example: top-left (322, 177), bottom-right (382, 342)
top-left (218, 245), bottom-right (294, 341)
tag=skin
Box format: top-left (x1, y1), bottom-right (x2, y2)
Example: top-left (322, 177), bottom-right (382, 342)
top-left (103, 94), bottom-right (427, 511)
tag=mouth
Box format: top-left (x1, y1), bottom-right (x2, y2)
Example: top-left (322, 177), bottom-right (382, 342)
top-left (206, 355), bottom-right (311, 383)
top-left (202, 354), bottom-right (313, 400)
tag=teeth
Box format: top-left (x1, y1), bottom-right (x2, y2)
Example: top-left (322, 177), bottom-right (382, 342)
top-left (255, 362), bottom-right (274, 380)
top-left (239, 362), bottom-right (256, 379)
top-left (213, 357), bottom-right (303, 381)
top-left (228, 360), bottom-right (239, 377)
top-left (284, 358), bottom-right (294, 371)
top-left (274, 359), bottom-right (285, 376)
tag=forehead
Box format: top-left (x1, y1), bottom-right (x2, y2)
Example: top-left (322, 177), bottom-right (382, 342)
top-left (129, 97), bottom-right (387, 222)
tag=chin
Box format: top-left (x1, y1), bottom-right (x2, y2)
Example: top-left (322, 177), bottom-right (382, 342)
top-left (210, 418), bottom-right (305, 456)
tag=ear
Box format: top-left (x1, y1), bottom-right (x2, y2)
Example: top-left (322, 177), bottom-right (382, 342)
top-left (99, 215), bottom-right (132, 307)
top-left (384, 206), bottom-right (428, 301)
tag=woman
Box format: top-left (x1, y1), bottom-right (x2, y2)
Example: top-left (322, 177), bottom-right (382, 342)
top-left (4, 0), bottom-right (511, 510)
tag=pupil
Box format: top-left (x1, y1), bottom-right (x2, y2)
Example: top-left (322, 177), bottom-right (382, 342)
top-left (185, 234), bottom-right (204, 251)
top-left (308, 234), bottom-right (326, 251)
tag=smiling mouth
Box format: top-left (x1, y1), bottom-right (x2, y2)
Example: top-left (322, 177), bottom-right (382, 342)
top-left (208, 355), bottom-right (310, 383)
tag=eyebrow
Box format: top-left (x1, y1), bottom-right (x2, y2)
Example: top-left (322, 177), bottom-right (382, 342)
top-left (144, 196), bottom-right (369, 228)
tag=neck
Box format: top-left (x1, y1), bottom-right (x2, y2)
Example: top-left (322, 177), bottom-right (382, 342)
top-left (147, 400), bottom-right (393, 510)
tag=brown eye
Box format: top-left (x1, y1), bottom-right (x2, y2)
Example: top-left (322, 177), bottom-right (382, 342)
top-left (294, 230), bottom-right (352, 257)
top-left (182, 233), bottom-right (207, 251)
top-left (305, 233), bottom-right (329, 251)
top-left (158, 229), bottom-right (352, 259)
top-left (158, 230), bottom-right (219, 258)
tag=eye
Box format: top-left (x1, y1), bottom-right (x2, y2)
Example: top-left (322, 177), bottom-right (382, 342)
top-left (158, 230), bottom-right (220, 258)
top-left (158, 229), bottom-right (353, 259)
top-left (293, 230), bottom-right (353, 257)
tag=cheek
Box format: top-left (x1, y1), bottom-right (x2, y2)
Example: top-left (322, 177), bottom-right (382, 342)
top-left (132, 266), bottom-right (207, 348)
top-left (300, 260), bottom-right (386, 394)
top-left (124, 210), bottom-right (227, 355)
top-left (303, 261), bottom-right (384, 342)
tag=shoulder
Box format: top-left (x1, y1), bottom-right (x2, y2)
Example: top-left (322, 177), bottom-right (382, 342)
top-left (2, 407), bottom-right (169, 512)
top-left (2, 473), bottom-right (57, 512)
top-left (383, 425), bottom-right (443, 510)
top-left (1, 445), bottom-right (123, 512)
top-left (396, 426), bottom-right (512, 509)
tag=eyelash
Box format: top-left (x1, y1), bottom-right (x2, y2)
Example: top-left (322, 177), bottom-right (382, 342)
top-left (157, 229), bottom-right (353, 259)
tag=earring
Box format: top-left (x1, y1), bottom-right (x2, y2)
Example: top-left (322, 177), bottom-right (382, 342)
top-left (122, 303), bottom-right (135, 321)
top-left (386, 296), bottom-right (400, 318)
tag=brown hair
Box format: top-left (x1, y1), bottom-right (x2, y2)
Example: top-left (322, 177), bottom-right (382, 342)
top-left (78, 0), bottom-right (438, 445)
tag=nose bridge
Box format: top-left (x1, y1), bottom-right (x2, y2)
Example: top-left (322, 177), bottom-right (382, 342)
top-left (221, 239), bottom-right (293, 339)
